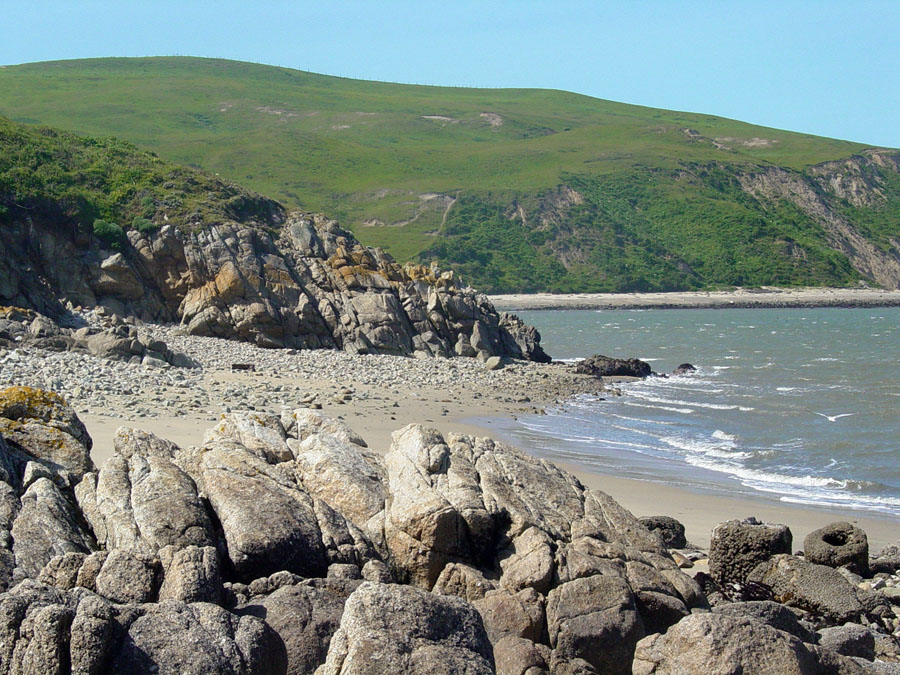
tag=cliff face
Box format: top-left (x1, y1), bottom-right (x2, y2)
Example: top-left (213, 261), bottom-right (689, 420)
top-left (0, 212), bottom-right (549, 361)
top-left (738, 150), bottom-right (900, 289)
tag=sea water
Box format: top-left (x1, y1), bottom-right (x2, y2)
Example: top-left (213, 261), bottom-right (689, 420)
top-left (490, 307), bottom-right (900, 516)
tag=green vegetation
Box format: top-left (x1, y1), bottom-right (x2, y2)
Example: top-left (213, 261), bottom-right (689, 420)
top-left (91, 219), bottom-right (125, 248)
top-left (0, 57), bottom-right (897, 290)
top-left (0, 115), bottom-right (281, 238)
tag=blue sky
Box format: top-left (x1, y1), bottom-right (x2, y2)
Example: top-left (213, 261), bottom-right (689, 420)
top-left (3, 1), bottom-right (898, 148)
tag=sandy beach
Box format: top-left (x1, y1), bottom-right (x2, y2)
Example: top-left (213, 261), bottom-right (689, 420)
top-left (5, 309), bottom-right (893, 558)
top-left (490, 286), bottom-right (900, 311)
top-left (77, 364), bottom-right (898, 554)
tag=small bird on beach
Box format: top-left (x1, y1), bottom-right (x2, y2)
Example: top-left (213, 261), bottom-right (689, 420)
top-left (808, 410), bottom-right (854, 422)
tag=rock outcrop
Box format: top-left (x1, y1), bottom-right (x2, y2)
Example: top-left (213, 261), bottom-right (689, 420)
top-left (575, 355), bottom-right (652, 378)
top-left (0, 213), bottom-right (550, 361)
top-left (3, 387), bottom-right (900, 673)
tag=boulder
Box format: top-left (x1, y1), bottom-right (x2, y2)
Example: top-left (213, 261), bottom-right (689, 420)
top-left (638, 516), bottom-right (686, 549)
top-left (818, 623), bottom-right (876, 660)
top-left (492, 635), bottom-right (550, 675)
top-left (709, 518), bottom-right (792, 585)
top-left (11, 478), bottom-right (95, 580)
top-left (198, 444), bottom-right (327, 581)
top-left (316, 581), bottom-right (494, 674)
top-left (239, 577), bottom-right (360, 674)
top-left (575, 355), bottom-right (652, 378)
top-left (283, 408), bottom-right (368, 448)
top-left (712, 601), bottom-right (817, 643)
top-left (74, 428), bottom-right (215, 553)
top-left (203, 412), bottom-right (293, 464)
top-left (107, 601), bottom-right (286, 674)
top-left (632, 613), bottom-right (870, 675)
top-left (289, 432), bottom-right (386, 532)
top-left (804, 522), bottom-right (869, 577)
top-left (747, 554), bottom-right (865, 624)
top-left (94, 549), bottom-right (161, 604)
top-left (158, 545), bottom-right (222, 604)
top-left (472, 587), bottom-right (545, 643)
top-left (546, 574), bottom-right (645, 675)
top-left (0, 386), bottom-right (94, 483)
top-left (671, 363), bottom-right (697, 376)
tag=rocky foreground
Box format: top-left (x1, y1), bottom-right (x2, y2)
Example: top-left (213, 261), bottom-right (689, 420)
top-left (0, 386), bottom-right (898, 674)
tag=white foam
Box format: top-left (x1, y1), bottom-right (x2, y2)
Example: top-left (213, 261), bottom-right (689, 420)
top-left (712, 429), bottom-right (737, 442)
top-left (623, 401), bottom-right (694, 414)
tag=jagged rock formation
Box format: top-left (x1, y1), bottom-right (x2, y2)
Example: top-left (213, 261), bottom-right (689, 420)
top-left (0, 213), bottom-right (549, 361)
top-left (0, 386), bottom-right (898, 674)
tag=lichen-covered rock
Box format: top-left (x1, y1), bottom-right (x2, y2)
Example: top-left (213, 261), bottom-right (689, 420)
top-left (316, 581), bottom-right (494, 674)
top-left (632, 613), bottom-right (871, 675)
top-left (709, 518), bottom-right (792, 585)
top-left (804, 522), bottom-right (869, 577)
top-left (0, 386), bottom-right (91, 454)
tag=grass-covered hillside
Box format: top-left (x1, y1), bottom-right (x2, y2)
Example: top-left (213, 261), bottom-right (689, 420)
top-left (1, 57), bottom-right (898, 291)
top-left (0, 115), bottom-right (282, 243)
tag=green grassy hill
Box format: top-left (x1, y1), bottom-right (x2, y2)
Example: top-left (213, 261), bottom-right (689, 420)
top-left (1, 56), bottom-right (898, 291)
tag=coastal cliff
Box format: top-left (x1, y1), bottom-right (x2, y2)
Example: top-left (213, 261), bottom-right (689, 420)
top-left (0, 116), bottom-right (547, 361)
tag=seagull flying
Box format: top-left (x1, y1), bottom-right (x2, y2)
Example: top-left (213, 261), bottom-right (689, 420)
top-left (809, 411), bottom-right (854, 422)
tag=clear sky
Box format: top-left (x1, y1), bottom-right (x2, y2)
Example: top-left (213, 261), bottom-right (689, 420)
top-left (3, 1), bottom-right (898, 148)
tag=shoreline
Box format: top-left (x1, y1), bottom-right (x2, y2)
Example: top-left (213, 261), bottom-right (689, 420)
top-left (466, 413), bottom-right (899, 551)
top-left (490, 286), bottom-right (900, 311)
top-left (4, 317), bottom-right (895, 556)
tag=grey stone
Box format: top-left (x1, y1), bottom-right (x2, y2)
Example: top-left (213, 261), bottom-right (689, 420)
top-left (818, 623), bottom-right (875, 660)
top-left (94, 549), bottom-right (160, 604)
top-left (546, 574), bottom-right (645, 675)
top-left (316, 581), bottom-right (494, 674)
top-left (639, 516), bottom-right (686, 549)
top-left (713, 600), bottom-right (818, 643)
top-left (804, 522), bottom-right (870, 577)
top-left (709, 518), bottom-right (792, 585)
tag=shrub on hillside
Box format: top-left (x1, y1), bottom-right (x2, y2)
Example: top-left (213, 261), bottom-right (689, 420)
top-left (131, 215), bottom-right (157, 233)
top-left (92, 218), bottom-right (126, 249)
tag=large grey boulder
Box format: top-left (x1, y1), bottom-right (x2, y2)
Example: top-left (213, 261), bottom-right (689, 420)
top-left (94, 549), bottom-right (160, 604)
top-left (203, 412), bottom-right (294, 464)
top-left (289, 432), bottom-right (386, 533)
top-left (198, 444), bottom-right (327, 581)
top-left (284, 408), bottom-right (368, 448)
top-left (747, 554), bottom-right (866, 624)
top-left (316, 581), bottom-right (494, 674)
top-left (546, 574), bottom-right (645, 675)
top-left (818, 623), bottom-right (876, 661)
top-left (158, 545), bottom-right (223, 604)
top-left (75, 428), bottom-right (215, 553)
top-left (713, 600), bottom-right (817, 643)
top-left (632, 613), bottom-right (870, 675)
top-left (639, 516), bottom-right (686, 549)
top-left (239, 577), bottom-right (360, 674)
top-left (11, 478), bottom-right (95, 580)
top-left (108, 601), bottom-right (286, 674)
top-left (709, 518), bottom-right (792, 585)
top-left (804, 522), bottom-right (870, 577)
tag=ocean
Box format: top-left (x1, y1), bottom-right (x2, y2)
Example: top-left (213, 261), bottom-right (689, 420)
top-left (488, 307), bottom-right (900, 517)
